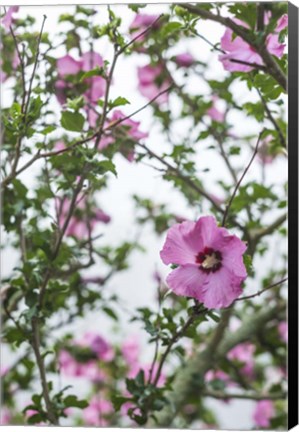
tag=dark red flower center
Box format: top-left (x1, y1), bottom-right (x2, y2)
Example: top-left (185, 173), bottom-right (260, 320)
top-left (196, 247), bottom-right (222, 273)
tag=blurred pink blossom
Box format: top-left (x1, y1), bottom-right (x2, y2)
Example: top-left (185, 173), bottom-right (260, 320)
top-left (55, 51), bottom-right (106, 124)
top-left (175, 53), bottom-right (195, 68)
top-left (99, 109), bottom-right (148, 161)
top-left (58, 350), bottom-right (106, 382)
top-left (207, 96), bottom-right (225, 123)
top-left (129, 14), bottom-right (160, 47)
top-left (121, 335), bottom-right (140, 367)
top-left (57, 54), bottom-right (82, 76)
top-left (76, 332), bottom-right (114, 361)
top-left (227, 342), bottom-right (256, 379)
top-left (0, 407), bottom-right (11, 425)
top-left (278, 321), bottom-right (288, 343)
top-left (276, 14), bottom-right (288, 32)
top-left (128, 363), bottom-right (166, 388)
top-left (83, 396), bottom-right (113, 426)
top-left (56, 194), bottom-right (110, 240)
top-left (258, 135), bottom-right (275, 164)
top-left (2, 6), bottom-right (19, 29)
top-left (137, 64), bottom-right (171, 105)
top-left (205, 369), bottom-right (231, 383)
top-left (253, 400), bottom-right (275, 428)
top-left (219, 17), bottom-right (286, 72)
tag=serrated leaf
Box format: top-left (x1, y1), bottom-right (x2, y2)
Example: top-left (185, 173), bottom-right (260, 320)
top-left (63, 395), bottom-right (88, 408)
top-left (96, 160), bottom-right (117, 176)
top-left (61, 111), bottom-right (85, 132)
top-left (110, 96), bottom-right (130, 108)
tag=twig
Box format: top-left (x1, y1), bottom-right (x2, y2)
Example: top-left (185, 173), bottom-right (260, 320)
top-left (120, 14), bottom-right (164, 54)
top-left (31, 318), bottom-right (59, 425)
top-left (255, 86), bottom-right (286, 148)
top-left (23, 15), bottom-right (47, 117)
top-left (257, 3), bottom-right (265, 32)
top-left (234, 277), bottom-right (287, 302)
top-left (178, 4), bottom-right (287, 91)
top-left (203, 389), bottom-right (285, 401)
top-left (221, 131), bottom-right (263, 226)
top-left (137, 142), bottom-right (224, 214)
top-left (1, 88), bottom-right (173, 189)
top-left (152, 305), bottom-right (207, 387)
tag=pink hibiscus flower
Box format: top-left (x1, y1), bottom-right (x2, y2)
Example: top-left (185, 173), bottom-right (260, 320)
top-left (160, 216), bottom-right (247, 309)
top-left (278, 321), bottom-right (288, 343)
top-left (0, 407), bottom-right (11, 425)
top-left (121, 335), bottom-right (140, 367)
top-left (257, 135), bottom-right (276, 164)
top-left (128, 363), bottom-right (166, 387)
top-left (219, 17), bottom-right (286, 73)
top-left (76, 332), bottom-right (114, 361)
top-left (253, 400), bottom-right (275, 428)
top-left (58, 349), bottom-right (106, 382)
top-left (129, 14), bottom-right (161, 47)
top-left (99, 110), bottom-right (148, 161)
top-left (227, 342), bottom-right (256, 379)
top-left (1, 6), bottom-right (19, 29)
top-left (83, 396), bottom-right (113, 426)
top-left (55, 51), bottom-right (106, 125)
top-left (58, 350), bottom-right (82, 377)
top-left (205, 369), bottom-right (232, 385)
top-left (137, 64), bottom-right (171, 104)
top-left (276, 14), bottom-right (288, 32)
top-left (175, 53), bottom-right (195, 68)
top-left (56, 194), bottom-right (111, 239)
top-left (207, 96), bottom-right (225, 122)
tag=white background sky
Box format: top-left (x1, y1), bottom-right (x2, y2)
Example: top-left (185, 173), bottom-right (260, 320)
top-left (1, 1), bottom-right (290, 431)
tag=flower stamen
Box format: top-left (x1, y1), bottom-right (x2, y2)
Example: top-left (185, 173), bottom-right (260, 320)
top-left (196, 247), bottom-right (222, 273)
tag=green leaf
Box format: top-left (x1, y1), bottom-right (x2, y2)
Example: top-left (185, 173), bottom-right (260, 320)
top-left (163, 21), bottom-right (182, 35)
top-left (80, 66), bottom-right (105, 81)
top-left (27, 96), bottom-right (43, 123)
top-left (27, 413), bottom-right (44, 424)
top-left (103, 306), bottom-right (118, 321)
top-left (96, 160), bottom-right (117, 176)
top-left (112, 395), bottom-right (130, 411)
top-left (128, 4), bottom-right (146, 13)
top-left (207, 311), bottom-right (220, 323)
top-left (66, 96), bottom-right (85, 111)
top-left (109, 96), bottom-right (130, 108)
top-left (243, 254), bottom-right (254, 277)
top-left (40, 125), bottom-right (56, 135)
top-left (63, 395), bottom-right (88, 409)
top-left (61, 111), bottom-right (85, 132)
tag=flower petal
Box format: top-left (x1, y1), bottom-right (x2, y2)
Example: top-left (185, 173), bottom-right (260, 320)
top-left (221, 235), bottom-right (247, 279)
top-left (200, 267), bottom-right (243, 309)
top-left (160, 220), bottom-right (203, 265)
top-left (166, 264), bottom-right (208, 299)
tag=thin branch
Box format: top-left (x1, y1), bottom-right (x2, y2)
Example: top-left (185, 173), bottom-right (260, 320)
top-left (229, 58), bottom-right (267, 71)
top-left (251, 213), bottom-right (287, 241)
top-left (137, 142), bottom-right (224, 214)
top-left (178, 4), bottom-right (287, 91)
top-left (255, 86), bottom-right (286, 148)
top-left (31, 318), bottom-right (59, 425)
top-left (152, 305), bottom-right (208, 387)
top-left (1, 88), bottom-right (173, 189)
top-left (203, 389), bottom-right (286, 401)
top-left (149, 302), bottom-right (285, 426)
top-left (235, 277), bottom-right (288, 302)
top-left (221, 130), bottom-right (263, 226)
top-left (23, 15), bottom-right (47, 117)
top-left (256, 3), bottom-right (265, 32)
top-left (120, 14), bottom-right (164, 54)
